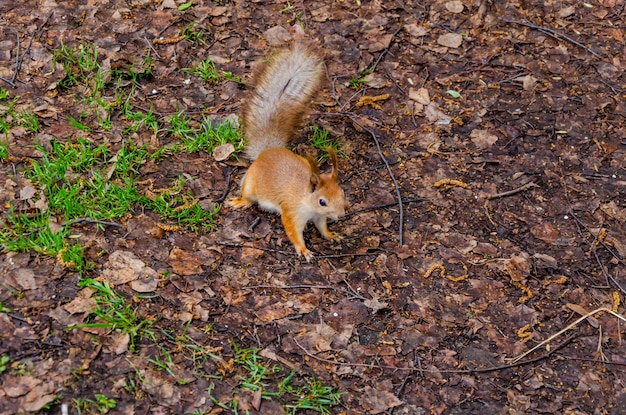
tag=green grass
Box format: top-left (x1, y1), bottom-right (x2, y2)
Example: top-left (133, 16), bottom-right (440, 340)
top-left (183, 59), bottom-right (221, 85)
top-left (71, 279), bottom-right (156, 351)
top-left (181, 22), bottom-right (209, 46)
top-left (309, 126), bottom-right (344, 159)
top-left (0, 139), bottom-right (8, 160)
top-left (1, 42), bottom-right (240, 274)
top-left (208, 343), bottom-right (343, 414)
top-left (0, 39), bottom-right (345, 413)
top-left (73, 393), bottom-right (117, 415)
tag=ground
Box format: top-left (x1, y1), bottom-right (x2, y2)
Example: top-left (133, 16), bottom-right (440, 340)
top-left (1, 0), bottom-right (626, 414)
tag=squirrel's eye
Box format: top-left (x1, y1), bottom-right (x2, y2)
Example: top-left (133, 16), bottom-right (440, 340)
top-left (319, 198), bottom-right (327, 207)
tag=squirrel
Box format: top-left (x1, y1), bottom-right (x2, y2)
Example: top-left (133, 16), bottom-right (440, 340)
top-left (227, 43), bottom-right (346, 262)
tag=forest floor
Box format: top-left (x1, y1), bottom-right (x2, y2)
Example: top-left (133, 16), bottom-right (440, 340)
top-left (1, 0), bottom-right (626, 414)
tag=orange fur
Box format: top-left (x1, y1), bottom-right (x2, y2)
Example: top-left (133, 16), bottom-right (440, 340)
top-left (228, 44), bottom-right (345, 261)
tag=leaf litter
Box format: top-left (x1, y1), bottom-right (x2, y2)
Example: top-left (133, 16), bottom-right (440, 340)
top-left (1, 0), bottom-right (626, 414)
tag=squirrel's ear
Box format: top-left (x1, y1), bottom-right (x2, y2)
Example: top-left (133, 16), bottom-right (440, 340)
top-left (304, 155), bottom-right (320, 176)
top-left (327, 148), bottom-right (339, 180)
top-left (309, 172), bottom-right (320, 191)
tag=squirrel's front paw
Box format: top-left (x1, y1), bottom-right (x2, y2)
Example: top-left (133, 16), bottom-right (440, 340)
top-left (296, 247), bottom-right (314, 262)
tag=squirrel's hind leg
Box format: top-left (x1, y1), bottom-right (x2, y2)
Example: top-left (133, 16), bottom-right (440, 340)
top-left (227, 197), bottom-right (254, 209)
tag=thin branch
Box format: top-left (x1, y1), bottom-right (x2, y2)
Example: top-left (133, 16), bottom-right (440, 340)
top-left (487, 181), bottom-right (538, 200)
top-left (508, 307), bottom-right (626, 364)
top-left (214, 167), bottom-right (235, 204)
top-left (243, 284), bottom-right (367, 301)
top-left (294, 334), bottom-right (575, 375)
top-left (370, 26), bottom-right (403, 73)
top-left (506, 19), bottom-right (602, 58)
top-left (348, 115), bottom-right (404, 245)
top-left (345, 197), bottom-right (425, 218)
top-left (64, 218), bottom-right (125, 228)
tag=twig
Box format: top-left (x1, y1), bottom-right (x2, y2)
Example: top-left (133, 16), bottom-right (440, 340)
top-left (508, 307), bottom-right (626, 364)
top-left (214, 167), bottom-right (234, 204)
top-left (345, 197), bottom-right (425, 218)
top-left (487, 181), bottom-right (537, 200)
top-left (243, 284), bottom-right (367, 301)
top-left (294, 334), bottom-right (575, 375)
top-left (569, 212), bottom-right (626, 295)
top-left (370, 26), bottom-right (403, 73)
top-left (64, 218), bottom-right (124, 228)
top-left (348, 115), bottom-right (404, 245)
top-left (218, 241), bottom-right (379, 261)
top-left (0, 23), bottom-right (41, 87)
top-left (506, 19), bottom-right (602, 58)
top-left (143, 36), bottom-right (162, 60)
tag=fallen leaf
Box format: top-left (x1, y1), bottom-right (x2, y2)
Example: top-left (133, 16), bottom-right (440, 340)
top-left (213, 143), bottom-right (235, 161)
top-left (63, 296), bottom-right (97, 314)
top-left (504, 254), bottom-right (530, 282)
top-left (405, 23), bottom-right (429, 38)
top-left (168, 247), bottom-right (213, 275)
top-left (19, 185), bottom-right (37, 200)
top-left (566, 303), bottom-right (599, 328)
top-left (470, 129), bottom-right (498, 149)
top-left (532, 253), bottom-right (558, 269)
top-left (437, 33), bottom-right (463, 48)
top-left (12, 268), bottom-right (37, 290)
top-left (359, 385), bottom-right (403, 414)
top-left (102, 250), bottom-right (159, 285)
top-left (530, 222), bottom-right (560, 244)
top-left (445, 1), bottom-right (464, 13)
top-left (409, 87), bottom-right (430, 105)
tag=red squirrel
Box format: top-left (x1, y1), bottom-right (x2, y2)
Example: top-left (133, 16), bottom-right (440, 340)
top-left (228, 43), bottom-right (346, 261)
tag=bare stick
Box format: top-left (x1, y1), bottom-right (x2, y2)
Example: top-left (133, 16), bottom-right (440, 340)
top-left (508, 307), bottom-right (626, 364)
top-left (243, 284), bottom-right (367, 301)
top-left (348, 115), bottom-right (404, 245)
top-left (294, 334), bottom-right (575, 375)
top-left (345, 197), bottom-right (425, 218)
top-left (487, 181), bottom-right (537, 200)
top-left (506, 20), bottom-right (602, 58)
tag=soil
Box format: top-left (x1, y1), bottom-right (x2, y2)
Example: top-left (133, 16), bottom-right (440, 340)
top-left (1, 0), bottom-right (626, 414)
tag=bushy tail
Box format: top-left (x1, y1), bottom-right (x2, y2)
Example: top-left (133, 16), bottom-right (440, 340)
top-left (243, 43), bottom-right (324, 160)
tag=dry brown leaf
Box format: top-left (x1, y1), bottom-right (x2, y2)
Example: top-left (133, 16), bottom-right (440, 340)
top-left (359, 385), bottom-right (403, 414)
top-left (504, 254), bottom-right (530, 282)
top-left (213, 143), bottom-right (235, 161)
top-left (102, 250), bottom-right (159, 285)
top-left (530, 222), bottom-right (560, 244)
top-left (437, 33), bottom-right (463, 48)
top-left (566, 303), bottom-right (599, 328)
top-left (255, 302), bottom-right (294, 322)
top-left (409, 87), bottom-right (430, 105)
top-left (63, 296), bottom-right (97, 314)
top-left (12, 268), bottom-right (37, 290)
top-left (445, 1), bottom-right (464, 13)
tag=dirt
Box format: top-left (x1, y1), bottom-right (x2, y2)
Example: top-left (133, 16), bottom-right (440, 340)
top-left (1, 0), bottom-right (626, 414)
